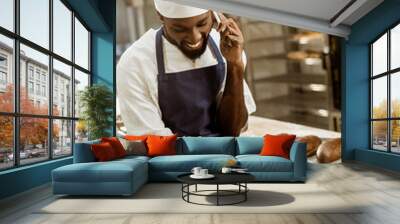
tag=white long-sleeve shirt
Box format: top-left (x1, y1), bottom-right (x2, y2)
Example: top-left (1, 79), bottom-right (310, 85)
top-left (117, 28), bottom-right (256, 135)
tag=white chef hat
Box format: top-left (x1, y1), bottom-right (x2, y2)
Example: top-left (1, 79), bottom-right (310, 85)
top-left (154, 0), bottom-right (208, 19)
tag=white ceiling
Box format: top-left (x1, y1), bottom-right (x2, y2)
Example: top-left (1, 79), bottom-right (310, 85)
top-left (169, 0), bottom-right (384, 38)
top-left (228, 0), bottom-right (352, 22)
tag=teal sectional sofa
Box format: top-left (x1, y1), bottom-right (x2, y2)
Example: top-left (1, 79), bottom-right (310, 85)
top-left (52, 137), bottom-right (307, 196)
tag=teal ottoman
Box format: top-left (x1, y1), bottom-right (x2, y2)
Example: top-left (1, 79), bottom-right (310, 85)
top-left (52, 156), bottom-right (148, 196)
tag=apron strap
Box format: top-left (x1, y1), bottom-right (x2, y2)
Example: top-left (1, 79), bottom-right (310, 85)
top-left (207, 35), bottom-right (225, 65)
top-left (155, 27), bottom-right (166, 75)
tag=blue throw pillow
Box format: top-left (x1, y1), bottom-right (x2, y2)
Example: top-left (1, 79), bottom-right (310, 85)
top-left (236, 137), bottom-right (264, 155)
top-left (73, 139), bottom-right (100, 163)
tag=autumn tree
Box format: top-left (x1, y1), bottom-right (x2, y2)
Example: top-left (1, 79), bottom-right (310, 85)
top-left (0, 85), bottom-right (14, 150)
top-left (372, 99), bottom-right (400, 143)
top-left (0, 84), bottom-right (60, 152)
top-left (392, 100), bottom-right (400, 142)
top-left (372, 100), bottom-right (387, 139)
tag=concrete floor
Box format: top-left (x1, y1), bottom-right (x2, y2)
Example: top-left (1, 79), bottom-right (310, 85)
top-left (0, 161), bottom-right (399, 224)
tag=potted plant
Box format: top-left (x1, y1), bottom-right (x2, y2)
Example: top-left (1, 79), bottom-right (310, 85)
top-left (79, 84), bottom-right (113, 140)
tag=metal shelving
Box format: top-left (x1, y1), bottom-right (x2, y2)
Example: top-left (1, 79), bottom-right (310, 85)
top-left (240, 18), bottom-right (340, 131)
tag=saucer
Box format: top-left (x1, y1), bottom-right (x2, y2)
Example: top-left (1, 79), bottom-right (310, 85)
top-left (190, 174), bottom-right (215, 179)
top-left (232, 170), bottom-right (249, 174)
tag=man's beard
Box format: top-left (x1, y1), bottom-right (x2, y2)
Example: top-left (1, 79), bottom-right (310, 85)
top-left (178, 35), bottom-right (209, 60)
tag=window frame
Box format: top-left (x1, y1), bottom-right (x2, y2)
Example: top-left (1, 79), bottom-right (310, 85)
top-left (0, 53), bottom-right (7, 68)
top-left (0, 0), bottom-right (92, 171)
top-left (0, 71), bottom-right (7, 86)
top-left (370, 20), bottom-right (400, 154)
top-left (0, 53), bottom-right (7, 86)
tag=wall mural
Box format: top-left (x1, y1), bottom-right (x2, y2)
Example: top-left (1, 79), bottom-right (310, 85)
top-left (114, 0), bottom-right (342, 163)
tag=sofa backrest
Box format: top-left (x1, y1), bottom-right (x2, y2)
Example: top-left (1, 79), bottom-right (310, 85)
top-left (177, 137), bottom-right (236, 155)
top-left (76, 136), bottom-right (301, 159)
top-left (73, 140), bottom-right (100, 163)
top-left (235, 137), bottom-right (264, 155)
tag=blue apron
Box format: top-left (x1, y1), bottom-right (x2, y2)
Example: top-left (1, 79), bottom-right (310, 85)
top-left (155, 27), bottom-right (225, 136)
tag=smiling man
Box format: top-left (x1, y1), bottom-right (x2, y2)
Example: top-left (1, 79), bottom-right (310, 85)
top-left (117, 0), bottom-right (256, 137)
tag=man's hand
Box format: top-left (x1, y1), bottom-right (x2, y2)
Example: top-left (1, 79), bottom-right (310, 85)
top-left (216, 13), bottom-right (244, 65)
top-left (215, 13), bottom-right (248, 136)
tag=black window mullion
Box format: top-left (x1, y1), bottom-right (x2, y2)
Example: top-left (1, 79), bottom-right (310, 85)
top-left (0, 113), bottom-right (79, 119)
top-left (19, 36), bottom-right (91, 74)
top-left (71, 10), bottom-right (76, 154)
top-left (49, 0), bottom-right (54, 160)
top-left (372, 71), bottom-right (391, 79)
top-left (13, 0), bottom-right (20, 167)
top-left (371, 118), bottom-right (392, 121)
top-left (1, 22), bottom-right (90, 73)
top-left (74, 64), bottom-right (90, 74)
top-left (388, 29), bottom-right (392, 152)
top-left (370, 45), bottom-right (373, 149)
top-left (371, 67), bottom-right (400, 78)
top-left (88, 31), bottom-right (91, 74)
top-left (0, 27), bottom-right (16, 40)
top-left (87, 26), bottom-right (92, 139)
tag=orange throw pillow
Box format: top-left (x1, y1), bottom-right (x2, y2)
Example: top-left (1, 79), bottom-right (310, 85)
top-left (91, 142), bottom-right (118, 162)
top-left (146, 135), bottom-right (177, 157)
top-left (101, 137), bottom-right (126, 158)
top-left (260, 134), bottom-right (296, 159)
top-left (124, 135), bottom-right (149, 141)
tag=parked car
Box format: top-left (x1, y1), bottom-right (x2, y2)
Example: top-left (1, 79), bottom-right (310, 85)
top-left (10, 150), bottom-right (32, 159)
top-left (0, 153), bottom-right (7, 162)
top-left (54, 149), bottom-right (62, 156)
top-left (20, 151), bottom-right (31, 159)
top-left (7, 153), bottom-right (13, 161)
top-left (30, 150), bottom-right (42, 158)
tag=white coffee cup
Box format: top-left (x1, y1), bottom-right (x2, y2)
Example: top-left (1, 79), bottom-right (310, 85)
top-left (191, 167), bottom-right (202, 176)
top-left (200, 169), bottom-right (208, 176)
top-left (221, 167), bottom-right (232, 174)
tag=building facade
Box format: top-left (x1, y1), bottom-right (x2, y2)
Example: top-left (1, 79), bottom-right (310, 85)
top-left (0, 42), bottom-right (75, 154)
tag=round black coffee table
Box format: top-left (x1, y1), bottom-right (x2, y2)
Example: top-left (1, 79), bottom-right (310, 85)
top-left (177, 173), bottom-right (255, 206)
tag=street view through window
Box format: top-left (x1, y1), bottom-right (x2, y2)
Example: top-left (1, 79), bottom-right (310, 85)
top-left (371, 23), bottom-right (400, 153)
top-left (0, 0), bottom-right (91, 170)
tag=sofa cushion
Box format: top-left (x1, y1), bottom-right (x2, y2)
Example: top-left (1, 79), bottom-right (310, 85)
top-left (53, 158), bottom-right (147, 183)
top-left (236, 155), bottom-right (293, 172)
top-left (235, 137), bottom-right (263, 155)
top-left (114, 155), bottom-right (150, 164)
top-left (148, 154), bottom-right (235, 172)
top-left (179, 137), bottom-right (235, 155)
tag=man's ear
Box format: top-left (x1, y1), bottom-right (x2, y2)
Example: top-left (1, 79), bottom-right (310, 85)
top-left (209, 10), bottom-right (217, 28)
top-left (208, 10), bottom-right (214, 22)
top-left (156, 11), bottom-right (164, 22)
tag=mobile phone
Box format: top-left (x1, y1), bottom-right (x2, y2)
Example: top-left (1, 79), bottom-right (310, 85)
top-left (213, 11), bottom-right (221, 26)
